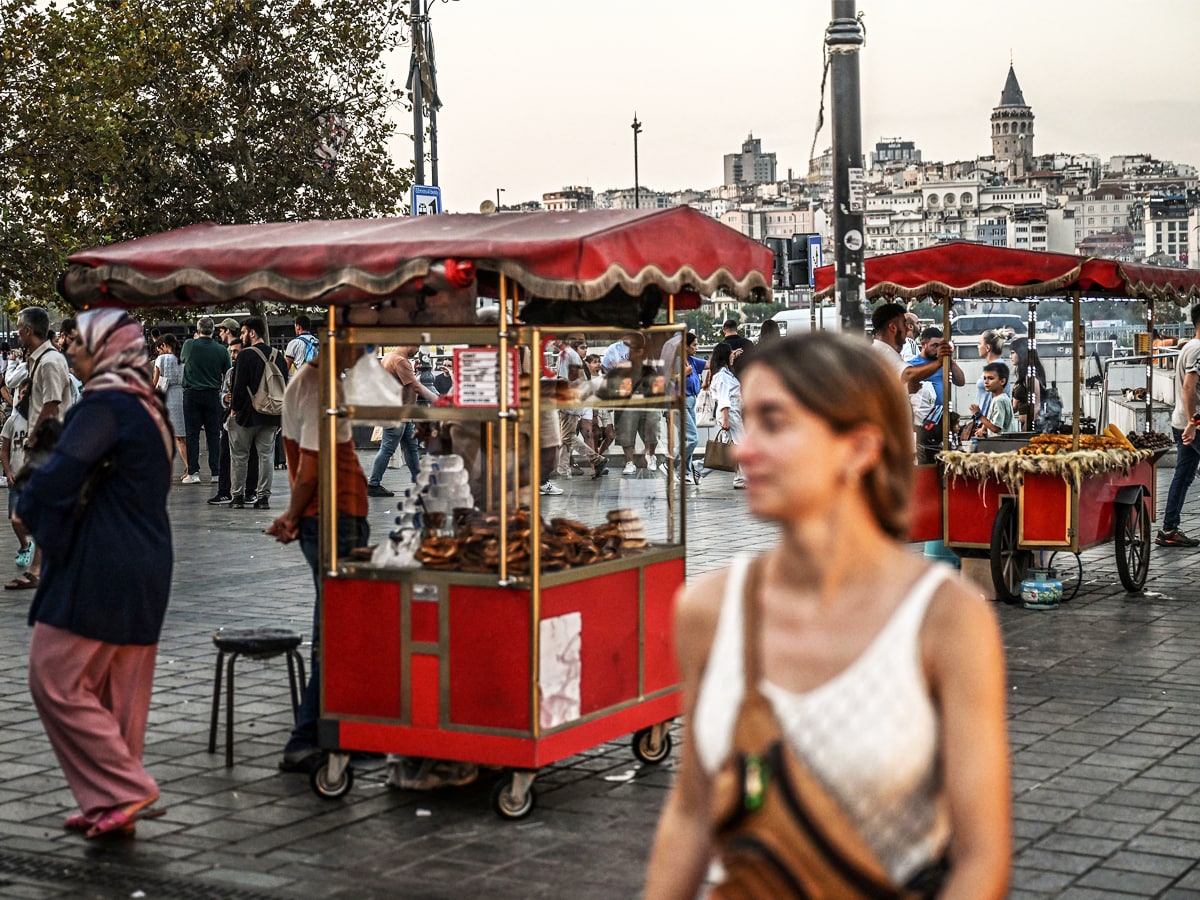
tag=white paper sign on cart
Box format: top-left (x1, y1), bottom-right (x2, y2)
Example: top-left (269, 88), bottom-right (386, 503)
top-left (539, 612), bottom-right (582, 730)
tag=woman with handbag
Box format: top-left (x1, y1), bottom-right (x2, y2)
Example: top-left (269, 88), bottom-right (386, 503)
top-left (152, 333), bottom-right (188, 467)
top-left (19, 309), bottom-right (173, 839)
top-left (705, 342), bottom-right (745, 489)
top-left (645, 332), bottom-right (1010, 898)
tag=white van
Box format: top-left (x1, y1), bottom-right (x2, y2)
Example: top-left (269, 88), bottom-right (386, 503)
top-left (770, 306), bottom-right (843, 337)
top-left (949, 314), bottom-right (1025, 342)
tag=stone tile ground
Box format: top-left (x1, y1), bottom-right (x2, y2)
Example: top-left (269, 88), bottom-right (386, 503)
top-left (0, 453), bottom-right (1198, 897)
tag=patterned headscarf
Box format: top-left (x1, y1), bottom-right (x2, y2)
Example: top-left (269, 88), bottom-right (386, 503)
top-left (76, 308), bottom-right (174, 460)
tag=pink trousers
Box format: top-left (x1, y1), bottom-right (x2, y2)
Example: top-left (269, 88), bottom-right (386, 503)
top-left (28, 622), bottom-right (159, 817)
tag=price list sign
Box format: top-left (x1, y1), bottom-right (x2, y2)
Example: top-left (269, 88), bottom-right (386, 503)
top-left (452, 348), bottom-right (520, 407)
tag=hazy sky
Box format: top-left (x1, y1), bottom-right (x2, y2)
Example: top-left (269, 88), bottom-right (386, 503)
top-left (394, 0), bottom-right (1200, 213)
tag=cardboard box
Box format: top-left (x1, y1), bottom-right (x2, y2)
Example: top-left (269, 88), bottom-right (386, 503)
top-left (959, 557), bottom-right (994, 600)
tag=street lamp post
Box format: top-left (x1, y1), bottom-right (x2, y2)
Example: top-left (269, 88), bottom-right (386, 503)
top-left (496, 188), bottom-right (505, 210)
top-left (631, 114), bottom-right (643, 209)
top-left (410, 0), bottom-right (425, 187)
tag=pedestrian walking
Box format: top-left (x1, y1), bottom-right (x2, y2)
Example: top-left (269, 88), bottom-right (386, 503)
top-left (20, 309), bottom-right (173, 839)
top-left (1158, 304), bottom-right (1200, 547)
top-left (645, 332), bottom-right (1010, 898)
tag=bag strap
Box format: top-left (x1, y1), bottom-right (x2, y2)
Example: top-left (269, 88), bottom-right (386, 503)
top-left (741, 556), bottom-right (766, 691)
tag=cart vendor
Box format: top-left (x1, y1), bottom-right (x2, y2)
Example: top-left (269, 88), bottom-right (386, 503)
top-left (907, 325), bottom-right (965, 407)
top-left (267, 343), bottom-right (369, 775)
top-left (870, 303), bottom-right (955, 394)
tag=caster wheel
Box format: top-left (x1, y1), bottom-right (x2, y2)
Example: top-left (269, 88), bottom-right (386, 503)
top-left (310, 758), bottom-right (354, 799)
top-left (491, 775), bottom-right (536, 820)
top-left (631, 726), bottom-right (673, 765)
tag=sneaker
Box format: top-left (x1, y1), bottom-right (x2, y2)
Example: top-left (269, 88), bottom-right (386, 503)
top-left (210, 475), bottom-right (219, 483)
top-left (181, 473), bottom-right (201, 485)
top-left (229, 495), bottom-right (246, 509)
top-left (539, 481), bottom-right (563, 496)
top-left (207, 494), bottom-right (232, 505)
top-left (1155, 529), bottom-right (1200, 548)
top-left (278, 747), bottom-right (325, 775)
top-left (366, 484), bottom-right (395, 498)
top-left (622, 461), bottom-right (637, 476)
top-left (570, 464), bottom-right (584, 476)
top-left (733, 478), bottom-right (747, 490)
top-left (592, 458), bottom-right (608, 478)
top-left (253, 496), bottom-right (270, 510)
top-left (15, 542), bottom-right (33, 568)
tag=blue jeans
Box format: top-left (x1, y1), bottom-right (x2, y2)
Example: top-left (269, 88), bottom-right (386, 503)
top-left (182, 388), bottom-right (223, 477)
top-left (676, 395), bottom-right (698, 471)
top-left (285, 514), bottom-right (370, 755)
top-left (368, 423), bottom-right (419, 486)
top-left (1163, 427), bottom-right (1200, 532)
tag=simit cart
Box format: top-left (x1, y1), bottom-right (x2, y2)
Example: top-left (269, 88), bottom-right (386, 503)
top-left (815, 243), bottom-right (1200, 602)
top-left (61, 207), bottom-right (773, 817)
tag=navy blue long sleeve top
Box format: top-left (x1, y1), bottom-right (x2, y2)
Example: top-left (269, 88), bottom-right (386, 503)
top-left (19, 391), bottom-right (173, 645)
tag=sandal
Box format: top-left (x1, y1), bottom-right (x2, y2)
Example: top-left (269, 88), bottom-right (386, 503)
top-left (85, 796), bottom-right (164, 839)
top-left (64, 812), bottom-right (95, 832)
top-left (4, 572), bottom-right (38, 590)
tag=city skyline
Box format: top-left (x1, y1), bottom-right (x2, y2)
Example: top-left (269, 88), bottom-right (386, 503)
top-left (403, 0), bottom-right (1200, 212)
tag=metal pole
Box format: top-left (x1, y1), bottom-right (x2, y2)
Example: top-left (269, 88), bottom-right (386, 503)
top-left (632, 114), bottom-right (642, 209)
top-left (826, 1), bottom-right (866, 333)
top-left (424, 3), bottom-right (439, 187)
top-left (411, 0), bottom-right (425, 188)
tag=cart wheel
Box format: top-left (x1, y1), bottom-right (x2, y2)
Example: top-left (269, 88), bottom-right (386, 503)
top-left (310, 757), bottom-right (354, 800)
top-left (1115, 500), bottom-right (1151, 591)
top-left (491, 774), bottom-right (536, 820)
top-left (1046, 551), bottom-right (1083, 602)
top-left (631, 726), bottom-right (673, 765)
top-left (990, 500), bottom-right (1031, 604)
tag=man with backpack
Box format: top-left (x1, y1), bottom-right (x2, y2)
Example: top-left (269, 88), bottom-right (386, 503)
top-left (229, 317), bottom-right (288, 510)
top-left (285, 315), bottom-right (319, 374)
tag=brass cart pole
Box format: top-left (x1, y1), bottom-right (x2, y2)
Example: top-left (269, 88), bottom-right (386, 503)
top-left (1145, 296), bottom-right (1155, 435)
top-left (941, 296), bottom-right (952, 453)
top-left (530, 325), bottom-right (543, 741)
top-left (498, 275), bottom-right (510, 584)
top-left (1072, 292), bottom-right (1082, 452)
top-left (322, 303), bottom-right (339, 575)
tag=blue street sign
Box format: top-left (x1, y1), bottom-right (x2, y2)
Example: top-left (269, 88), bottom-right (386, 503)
top-left (412, 184), bottom-right (442, 217)
top-left (807, 235), bottom-right (823, 286)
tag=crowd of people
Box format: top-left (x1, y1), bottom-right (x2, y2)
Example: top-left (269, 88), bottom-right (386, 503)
top-left (11, 305), bottom-right (1018, 875)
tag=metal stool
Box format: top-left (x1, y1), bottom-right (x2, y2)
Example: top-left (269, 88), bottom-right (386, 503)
top-left (208, 627), bottom-right (306, 768)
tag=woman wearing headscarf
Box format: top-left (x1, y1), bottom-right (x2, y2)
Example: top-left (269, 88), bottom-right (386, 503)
top-left (18, 309), bottom-right (173, 839)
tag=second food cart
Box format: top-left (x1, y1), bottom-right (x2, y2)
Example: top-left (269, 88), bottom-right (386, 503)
top-left (816, 242), bottom-right (1200, 601)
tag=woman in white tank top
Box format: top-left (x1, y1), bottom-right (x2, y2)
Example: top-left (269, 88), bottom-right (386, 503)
top-left (644, 329), bottom-right (1010, 899)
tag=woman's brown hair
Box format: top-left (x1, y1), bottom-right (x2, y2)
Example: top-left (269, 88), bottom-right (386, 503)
top-left (742, 332), bottom-right (914, 539)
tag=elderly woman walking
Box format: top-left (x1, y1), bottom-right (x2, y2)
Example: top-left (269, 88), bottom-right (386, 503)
top-left (19, 309), bottom-right (173, 839)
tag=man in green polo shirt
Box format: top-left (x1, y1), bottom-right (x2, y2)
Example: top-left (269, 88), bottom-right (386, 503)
top-left (181, 316), bottom-right (231, 485)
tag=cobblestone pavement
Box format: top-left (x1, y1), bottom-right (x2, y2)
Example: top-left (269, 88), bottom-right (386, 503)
top-left (1, 453), bottom-right (1200, 898)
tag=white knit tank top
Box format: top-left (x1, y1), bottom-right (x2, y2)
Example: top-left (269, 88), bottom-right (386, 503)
top-left (693, 554), bottom-right (952, 884)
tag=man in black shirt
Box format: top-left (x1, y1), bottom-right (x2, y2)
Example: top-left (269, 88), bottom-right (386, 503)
top-left (229, 317), bottom-right (288, 509)
top-left (721, 320), bottom-right (754, 373)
